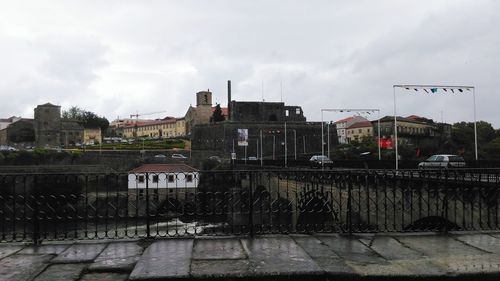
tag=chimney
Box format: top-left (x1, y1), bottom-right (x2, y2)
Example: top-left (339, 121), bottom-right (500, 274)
top-left (227, 80), bottom-right (231, 121)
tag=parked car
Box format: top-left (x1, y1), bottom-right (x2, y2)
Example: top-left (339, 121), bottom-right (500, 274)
top-left (208, 156), bottom-right (221, 163)
top-left (0, 145), bottom-right (18, 152)
top-left (154, 154), bottom-right (166, 158)
top-left (309, 155), bottom-right (333, 168)
top-left (248, 156), bottom-right (258, 161)
top-left (418, 154), bottom-right (466, 169)
top-left (172, 153), bottom-right (188, 159)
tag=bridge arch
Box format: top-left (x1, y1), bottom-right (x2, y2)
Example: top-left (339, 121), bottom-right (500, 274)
top-left (404, 216), bottom-right (461, 231)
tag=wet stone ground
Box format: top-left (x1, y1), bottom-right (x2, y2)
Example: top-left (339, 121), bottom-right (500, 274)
top-left (2, 233), bottom-right (500, 280)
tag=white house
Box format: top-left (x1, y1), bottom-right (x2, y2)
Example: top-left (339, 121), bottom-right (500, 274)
top-left (128, 164), bottom-right (199, 189)
top-left (334, 115), bottom-right (368, 144)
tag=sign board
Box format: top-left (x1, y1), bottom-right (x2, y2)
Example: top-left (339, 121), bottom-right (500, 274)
top-left (231, 153), bottom-right (236, 160)
top-left (237, 129), bottom-right (248, 146)
top-left (378, 138), bottom-right (393, 149)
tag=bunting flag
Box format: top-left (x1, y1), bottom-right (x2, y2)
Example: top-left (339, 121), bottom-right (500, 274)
top-left (401, 86), bottom-right (472, 94)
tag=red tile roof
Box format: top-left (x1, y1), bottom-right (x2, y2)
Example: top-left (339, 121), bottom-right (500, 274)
top-left (405, 115), bottom-right (422, 121)
top-left (334, 116), bottom-right (354, 124)
top-left (129, 164), bottom-right (198, 173)
top-left (347, 121), bottom-right (373, 129)
top-left (212, 107), bottom-right (228, 117)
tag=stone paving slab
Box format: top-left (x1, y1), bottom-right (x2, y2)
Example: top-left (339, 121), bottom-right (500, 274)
top-left (0, 244), bottom-right (23, 259)
top-left (292, 235), bottom-right (355, 276)
top-left (51, 243), bottom-right (107, 263)
top-left (396, 235), bottom-right (488, 257)
top-left (0, 254), bottom-right (53, 281)
top-left (19, 244), bottom-right (70, 255)
top-left (129, 239), bottom-right (193, 280)
top-left (80, 272), bottom-right (129, 281)
top-left (454, 234), bottom-right (500, 254)
top-left (193, 238), bottom-right (247, 260)
top-left (359, 236), bottom-right (424, 260)
top-left (315, 234), bottom-right (386, 264)
top-left (33, 263), bottom-right (87, 281)
top-left (89, 242), bottom-right (144, 272)
top-left (191, 259), bottom-right (251, 279)
top-left (241, 237), bottom-right (323, 277)
top-left (190, 238), bottom-right (250, 278)
top-left (431, 254), bottom-right (500, 275)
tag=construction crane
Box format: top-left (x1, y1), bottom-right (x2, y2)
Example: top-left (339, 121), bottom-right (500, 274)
top-left (130, 111), bottom-right (168, 119)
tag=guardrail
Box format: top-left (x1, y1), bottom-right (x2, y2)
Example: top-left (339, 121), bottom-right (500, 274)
top-left (234, 159), bottom-right (500, 169)
top-left (1, 169), bottom-right (499, 243)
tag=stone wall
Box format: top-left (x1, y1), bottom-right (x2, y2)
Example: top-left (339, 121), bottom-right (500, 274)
top-left (229, 101), bottom-right (306, 122)
top-left (192, 122), bottom-right (337, 160)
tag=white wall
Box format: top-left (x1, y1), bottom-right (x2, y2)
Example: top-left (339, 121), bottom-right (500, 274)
top-left (128, 172), bottom-right (199, 189)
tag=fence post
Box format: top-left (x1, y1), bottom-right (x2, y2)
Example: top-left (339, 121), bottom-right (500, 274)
top-left (145, 172), bottom-right (150, 239)
top-left (33, 175), bottom-right (40, 245)
top-left (443, 170), bottom-right (449, 233)
top-left (347, 174), bottom-right (353, 235)
top-left (248, 172), bottom-right (254, 238)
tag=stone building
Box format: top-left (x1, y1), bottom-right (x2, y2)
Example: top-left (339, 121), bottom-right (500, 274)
top-left (122, 117), bottom-right (186, 139)
top-left (229, 101), bottom-right (305, 122)
top-left (0, 116), bottom-right (21, 130)
top-left (184, 90), bottom-right (228, 136)
top-left (34, 103), bottom-right (62, 147)
top-left (372, 115), bottom-right (449, 145)
top-left (346, 121), bottom-right (373, 143)
top-left (0, 119), bottom-right (35, 147)
top-left (83, 127), bottom-right (102, 145)
top-left (185, 91), bottom-right (214, 136)
top-left (334, 116), bottom-right (369, 144)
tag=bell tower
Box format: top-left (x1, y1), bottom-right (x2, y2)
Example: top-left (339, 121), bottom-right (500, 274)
top-left (196, 90), bottom-right (212, 107)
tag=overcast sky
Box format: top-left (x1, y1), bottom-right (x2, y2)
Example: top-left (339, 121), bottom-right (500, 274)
top-left (1, 0), bottom-right (499, 127)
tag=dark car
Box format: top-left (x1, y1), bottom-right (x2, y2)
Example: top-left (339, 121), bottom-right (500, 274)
top-left (418, 154), bottom-right (466, 169)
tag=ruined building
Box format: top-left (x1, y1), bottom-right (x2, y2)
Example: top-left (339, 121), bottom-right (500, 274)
top-left (191, 81), bottom-right (336, 159)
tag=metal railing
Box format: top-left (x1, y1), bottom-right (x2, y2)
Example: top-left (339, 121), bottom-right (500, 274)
top-left (1, 169), bottom-right (500, 243)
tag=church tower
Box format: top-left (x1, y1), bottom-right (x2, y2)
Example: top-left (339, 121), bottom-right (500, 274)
top-left (196, 90), bottom-right (212, 107)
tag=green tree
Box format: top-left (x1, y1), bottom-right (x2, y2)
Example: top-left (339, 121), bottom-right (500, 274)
top-left (451, 121), bottom-right (496, 159)
top-left (62, 106), bottom-right (109, 131)
top-left (481, 137), bottom-right (500, 160)
top-left (210, 103), bottom-right (225, 123)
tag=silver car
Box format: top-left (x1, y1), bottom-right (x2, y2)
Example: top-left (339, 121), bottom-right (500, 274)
top-left (309, 155), bottom-right (333, 168)
top-left (418, 154), bottom-right (466, 169)
top-left (171, 153), bottom-right (187, 159)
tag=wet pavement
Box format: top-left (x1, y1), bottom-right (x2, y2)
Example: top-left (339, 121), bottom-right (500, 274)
top-left (2, 232), bottom-right (500, 280)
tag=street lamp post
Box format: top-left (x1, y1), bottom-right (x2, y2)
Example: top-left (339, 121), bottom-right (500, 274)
top-left (327, 122), bottom-right (330, 159)
top-left (260, 130), bottom-right (263, 166)
top-left (273, 135), bottom-right (276, 160)
top-left (294, 129), bottom-right (297, 160)
top-left (284, 122), bottom-right (287, 167)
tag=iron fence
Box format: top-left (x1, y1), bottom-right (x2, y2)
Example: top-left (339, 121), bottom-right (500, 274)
top-left (1, 168), bottom-right (500, 243)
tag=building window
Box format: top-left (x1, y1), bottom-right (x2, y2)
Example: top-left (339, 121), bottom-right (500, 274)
top-left (138, 175), bottom-right (145, 183)
top-left (168, 175), bottom-right (175, 182)
top-left (152, 175), bottom-right (159, 183)
top-left (186, 174), bottom-right (193, 182)
top-left (296, 108), bottom-right (301, 115)
top-left (285, 110), bottom-right (289, 117)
